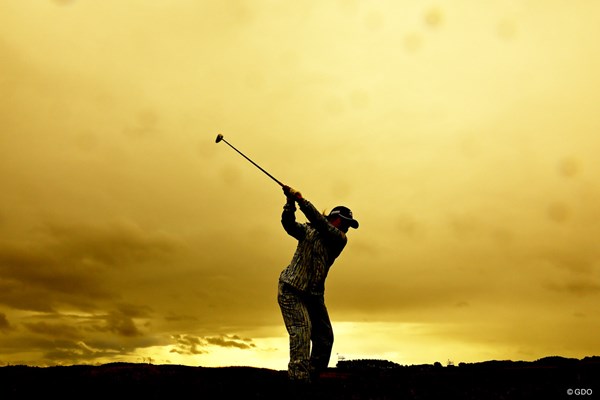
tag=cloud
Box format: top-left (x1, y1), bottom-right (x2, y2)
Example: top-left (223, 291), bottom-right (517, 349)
top-left (545, 280), bottom-right (600, 297)
top-left (42, 220), bottom-right (179, 267)
top-left (171, 334), bottom-right (207, 355)
top-left (0, 243), bottom-right (113, 312)
top-left (5, 308), bottom-right (162, 364)
top-left (43, 341), bottom-right (121, 363)
top-left (0, 220), bottom-right (180, 313)
top-left (101, 309), bottom-right (146, 338)
top-left (0, 313), bottom-right (12, 333)
top-left (23, 321), bottom-right (82, 340)
top-left (205, 335), bottom-right (256, 350)
top-left (170, 334), bottom-right (256, 356)
top-left (20, 305), bottom-right (151, 339)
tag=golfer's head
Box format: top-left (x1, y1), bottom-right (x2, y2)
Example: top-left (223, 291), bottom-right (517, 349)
top-left (328, 206), bottom-right (359, 231)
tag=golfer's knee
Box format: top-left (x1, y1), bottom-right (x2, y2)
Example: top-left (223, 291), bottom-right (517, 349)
top-left (290, 324), bottom-right (311, 341)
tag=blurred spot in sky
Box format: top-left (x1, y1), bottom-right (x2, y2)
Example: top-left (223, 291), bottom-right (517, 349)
top-left (547, 202), bottom-right (570, 224)
top-left (364, 10), bottom-right (384, 32)
top-left (558, 156), bottom-right (580, 178)
top-left (424, 7), bottom-right (444, 29)
top-left (497, 19), bottom-right (517, 41)
top-left (404, 33), bottom-right (423, 53)
top-left (52, 0), bottom-right (76, 6)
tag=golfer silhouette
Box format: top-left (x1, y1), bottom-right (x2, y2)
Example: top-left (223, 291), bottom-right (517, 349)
top-left (278, 185), bottom-right (358, 384)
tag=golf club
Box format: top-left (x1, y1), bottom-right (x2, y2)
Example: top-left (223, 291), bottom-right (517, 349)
top-left (215, 134), bottom-right (284, 187)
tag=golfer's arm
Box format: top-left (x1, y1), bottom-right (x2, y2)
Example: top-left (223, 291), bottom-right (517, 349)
top-left (298, 198), bottom-right (346, 243)
top-left (281, 200), bottom-right (305, 239)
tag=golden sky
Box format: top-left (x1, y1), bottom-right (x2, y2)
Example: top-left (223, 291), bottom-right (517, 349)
top-left (1, 0), bottom-right (599, 368)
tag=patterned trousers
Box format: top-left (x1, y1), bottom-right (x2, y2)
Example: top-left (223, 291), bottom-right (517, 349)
top-left (277, 281), bottom-right (334, 382)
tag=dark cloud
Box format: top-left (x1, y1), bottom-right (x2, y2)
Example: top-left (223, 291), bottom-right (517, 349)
top-left (0, 243), bottom-right (113, 312)
top-left (545, 280), bottom-right (600, 297)
top-left (102, 310), bottom-right (144, 338)
top-left (0, 219), bottom-right (170, 363)
top-left (42, 221), bottom-right (178, 267)
top-left (42, 340), bottom-right (124, 363)
top-left (0, 221), bottom-right (180, 313)
top-left (24, 321), bottom-right (82, 340)
top-left (0, 313), bottom-right (12, 333)
top-left (1, 337), bottom-right (93, 364)
top-left (21, 308), bottom-right (149, 340)
top-left (5, 308), bottom-right (163, 364)
top-left (541, 247), bottom-right (597, 275)
top-left (164, 312), bottom-right (198, 323)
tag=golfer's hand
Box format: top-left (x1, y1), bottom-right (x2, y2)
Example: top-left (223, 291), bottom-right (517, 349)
top-left (283, 185), bottom-right (302, 201)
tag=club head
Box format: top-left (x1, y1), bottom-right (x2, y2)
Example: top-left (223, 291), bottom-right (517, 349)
top-left (215, 134), bottom-right (224, 143)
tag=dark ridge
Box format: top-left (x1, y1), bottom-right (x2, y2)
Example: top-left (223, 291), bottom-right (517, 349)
top-left (0, 357), bottom-right (598, 399)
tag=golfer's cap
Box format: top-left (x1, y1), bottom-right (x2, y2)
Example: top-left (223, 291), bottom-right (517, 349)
top-left (329, 206), bottom-right (359, 229)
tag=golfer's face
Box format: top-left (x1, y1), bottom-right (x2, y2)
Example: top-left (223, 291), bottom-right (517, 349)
top-left (331, 217), bottom-right (349, 233)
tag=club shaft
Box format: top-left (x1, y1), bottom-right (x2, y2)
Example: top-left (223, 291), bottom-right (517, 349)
top-left (221, 139), bottom-right (284, 187)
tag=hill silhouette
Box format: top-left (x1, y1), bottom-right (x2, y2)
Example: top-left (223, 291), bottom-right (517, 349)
top-left (0, 356), bottom-right (597, 399)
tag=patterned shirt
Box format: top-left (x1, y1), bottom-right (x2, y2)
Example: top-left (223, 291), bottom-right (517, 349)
top-left (279, 197), bottom-right (347, 296)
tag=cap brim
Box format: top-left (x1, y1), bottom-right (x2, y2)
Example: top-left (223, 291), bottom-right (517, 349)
top-left (340, 216), bottom-right (359, 229)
